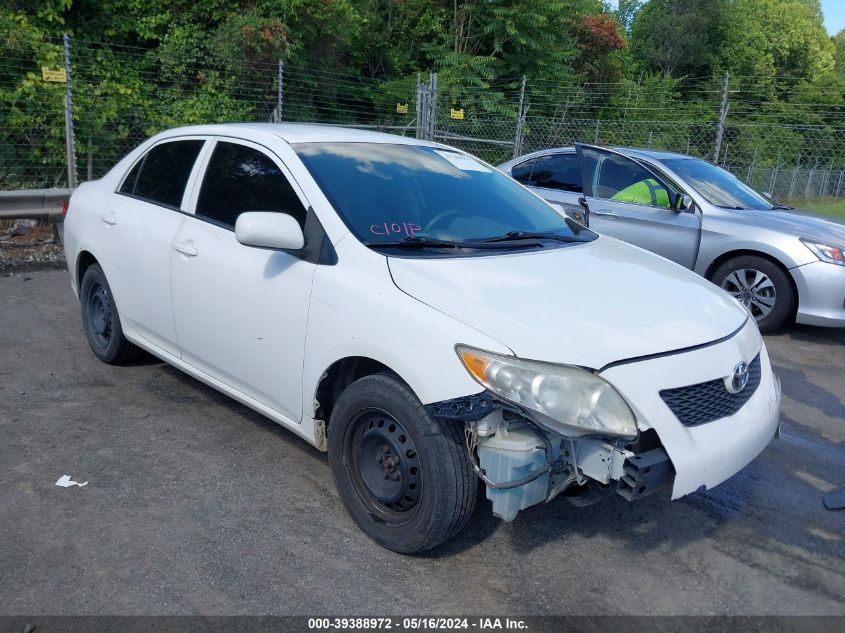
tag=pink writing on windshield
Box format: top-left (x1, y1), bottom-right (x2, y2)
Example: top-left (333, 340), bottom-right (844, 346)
top-left (369, 222), bottom-right (422, 238)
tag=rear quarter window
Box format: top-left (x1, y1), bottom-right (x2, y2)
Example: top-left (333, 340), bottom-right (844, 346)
top-left (119, 140), bottom-right (204, 208)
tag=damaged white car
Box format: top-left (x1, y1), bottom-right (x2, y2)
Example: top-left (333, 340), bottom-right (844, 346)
top-left (63, 124), bottom-right (781, 553)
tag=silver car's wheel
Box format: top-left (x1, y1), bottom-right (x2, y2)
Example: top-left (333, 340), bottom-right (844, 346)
top-left (720, 268), bottom-right (776, 320)
top-left (712, 255), bottom-right (795, 333)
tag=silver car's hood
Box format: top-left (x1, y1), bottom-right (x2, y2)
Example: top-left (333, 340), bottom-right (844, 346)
top-left (388, 236), bottom-right (749, 370)
top-left (729, 209), bottom-right (845, 246)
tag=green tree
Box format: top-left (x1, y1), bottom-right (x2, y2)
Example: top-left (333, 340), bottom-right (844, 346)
top-left (613, 0), bottom-right (642, 36)
top-left (834, 29), bottom-right (845, 75)
top-left (719, 0), bottom-right (834, 80)
top-left (630, 0), bottom-right (729, 78)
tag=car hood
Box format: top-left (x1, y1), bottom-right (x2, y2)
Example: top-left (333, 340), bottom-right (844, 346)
top-left (387, 236), bottom-right (749, 369)
top-left (729, 208), bottom-right (845, 245)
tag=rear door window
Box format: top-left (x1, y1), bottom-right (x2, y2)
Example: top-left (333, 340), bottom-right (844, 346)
top-left (121, 140), bottom-right (204, 208)
top-left (195, 141), bottom-right (307, 229)
top-left (521, 154), bottom-right (582, 192)
top-left (510, 160), bottom-right (534, 185)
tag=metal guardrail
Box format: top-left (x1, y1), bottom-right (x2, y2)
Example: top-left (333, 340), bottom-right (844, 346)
top-left (0, 188), bottom-right (75, 221)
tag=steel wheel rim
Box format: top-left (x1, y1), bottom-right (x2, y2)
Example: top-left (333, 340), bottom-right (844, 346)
top-left (345, 408), bottom-right (423, 526)
top-left (720, 268), bottom-right (776, 321)
top-left (86, 282), bottom-right (113, 348)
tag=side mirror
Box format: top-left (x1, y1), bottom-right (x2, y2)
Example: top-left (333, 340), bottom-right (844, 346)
top-left (235, 212), bottom-right (304, 250)
top-left (673, 192), bottom-right (690, 212)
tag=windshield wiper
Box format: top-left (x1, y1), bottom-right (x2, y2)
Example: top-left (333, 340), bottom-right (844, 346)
top-left (771, 205), bottom-right (794, 210)
top-left (477, 230), bottom-right (593, 244)
top-left (362, 235), bottom-right (543, 250)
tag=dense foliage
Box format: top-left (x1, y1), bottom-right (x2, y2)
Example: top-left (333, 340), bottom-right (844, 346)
top-left (1, 0), bottom-right (844, 188)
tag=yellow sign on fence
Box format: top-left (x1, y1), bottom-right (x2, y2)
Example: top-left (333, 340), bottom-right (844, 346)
top-left (396, 102), bottom-right (409, 114)
top-left (41, 67), bottom-right (67, 83)
top-left (450, 108), bottom-right (465, 120)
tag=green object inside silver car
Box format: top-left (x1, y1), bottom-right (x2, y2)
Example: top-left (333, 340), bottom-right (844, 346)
top-left (611, 178), bottom-right (671, 207)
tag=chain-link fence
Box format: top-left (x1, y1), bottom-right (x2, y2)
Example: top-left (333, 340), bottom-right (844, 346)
top-left (2, 35), bottom-right (844, 205)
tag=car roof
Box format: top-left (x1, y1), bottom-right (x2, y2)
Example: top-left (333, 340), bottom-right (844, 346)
top-left (621, 147), bottom-right (692, 161)
top-left (155, 122), bottom-right (433, 146)
top-left (502, 146), bottom-right (696, 166)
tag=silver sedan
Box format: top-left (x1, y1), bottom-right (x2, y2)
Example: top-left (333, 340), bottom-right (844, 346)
top-left (499, 145), bottom-right (845, 332)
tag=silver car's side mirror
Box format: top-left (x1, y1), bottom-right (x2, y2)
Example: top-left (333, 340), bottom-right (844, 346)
top-left (674, 193), bottom-right (690, 212)
top-left (235, 212), bottom-right (305, 250)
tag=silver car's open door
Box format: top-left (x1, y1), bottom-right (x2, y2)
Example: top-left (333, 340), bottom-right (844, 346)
top-left (575, 144), bottom-right (702, 269)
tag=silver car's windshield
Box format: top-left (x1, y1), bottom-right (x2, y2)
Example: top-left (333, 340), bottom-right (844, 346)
top-left (663, 158), bottom-right (774, 210)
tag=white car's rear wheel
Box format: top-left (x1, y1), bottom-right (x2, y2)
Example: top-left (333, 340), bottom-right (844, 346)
top-left (80, 264), bottom-right (140, 364)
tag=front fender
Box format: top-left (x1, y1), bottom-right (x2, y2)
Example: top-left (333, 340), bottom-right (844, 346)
top-left (303, 248), bottom-right (510, 417)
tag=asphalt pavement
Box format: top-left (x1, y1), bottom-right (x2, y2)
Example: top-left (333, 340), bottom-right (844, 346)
top-left (1, 270), bottom-right (843, 615)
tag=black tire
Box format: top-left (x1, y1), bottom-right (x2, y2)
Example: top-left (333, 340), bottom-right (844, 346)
top-left (79, 263), bottom-right (140, 364)
top-left (327, 374), bottom-right (478, 554)
top-left (711, 255), bottom-right (795, 333)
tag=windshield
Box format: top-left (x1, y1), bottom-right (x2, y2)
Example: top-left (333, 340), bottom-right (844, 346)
top-left (663, 158), bottom-right (774, 210)
top-left (294, 142), bottom-right (595, 251)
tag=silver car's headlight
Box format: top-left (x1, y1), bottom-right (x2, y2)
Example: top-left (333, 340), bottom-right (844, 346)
top-left (801, 238), bottom-right (845, 266)
top-left (456, 345), bottom-right (637, 438)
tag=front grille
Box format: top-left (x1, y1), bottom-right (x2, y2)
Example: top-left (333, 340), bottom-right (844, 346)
top-left (659, 354), bottom-right (761, 427)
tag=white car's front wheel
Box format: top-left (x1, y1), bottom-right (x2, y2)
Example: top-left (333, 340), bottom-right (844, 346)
top-left (327, 374), bottom-right (478, 554)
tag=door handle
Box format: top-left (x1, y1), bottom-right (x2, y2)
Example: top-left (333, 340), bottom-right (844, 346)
top-left (174, 241), bottom-right (198, 257)
top-left (592, 210), bottom-right (619, 218)
top-left (100, 213), bottom-right (117, 225)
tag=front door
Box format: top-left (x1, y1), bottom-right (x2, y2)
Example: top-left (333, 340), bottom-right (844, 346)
top-left (576, 144), bottom-right (701, 268)
top-left (170, 138), bottom-right (315, 422)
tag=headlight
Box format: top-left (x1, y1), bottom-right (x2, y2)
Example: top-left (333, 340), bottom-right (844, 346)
top-left (456, 345), bottom-right (637, 438)
top-left (801, 238), bottom-right (845, 266)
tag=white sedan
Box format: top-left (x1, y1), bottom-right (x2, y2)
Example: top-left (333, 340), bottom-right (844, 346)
top-left (64, 124), bottom-right (781, 553)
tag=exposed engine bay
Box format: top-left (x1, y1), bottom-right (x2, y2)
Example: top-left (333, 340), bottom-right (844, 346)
top-left (429, 392), bottom-right (675, 521)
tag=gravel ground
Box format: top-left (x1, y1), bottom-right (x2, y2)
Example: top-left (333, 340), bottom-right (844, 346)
top-left (0, 270), bottom-right (843, 616)
top-left (0, 222), bottom-right (66, 274)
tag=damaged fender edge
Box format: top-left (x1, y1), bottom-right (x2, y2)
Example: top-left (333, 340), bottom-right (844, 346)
top-left (426, 392), bottom-right (676, 521)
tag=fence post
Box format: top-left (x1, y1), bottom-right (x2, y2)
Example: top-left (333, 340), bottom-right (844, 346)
top-left (594, 119), bottom-right (600, 143)
top-left (63, 33), bottom-right (77, 189)
top-left (415, 73), bottom-right (423, 139)
top-left (713, 71), bottom-right (729, 163)
top-left (513, 75), bottom-right (526, 158)
top-left (746, 148), bottom-right (757, 183)
top-left (788, 153), bottom-right (800, 199)
top-left (768, 165), bottom-right (778, 197)
top-left (274, 60), bottom-right (284, 122)
top-left (836, 170), bottom-right (844, 198)
top-left (427, 72), bottom-right (438, 141)
top-left (819, 164), bottom-right (830, 198)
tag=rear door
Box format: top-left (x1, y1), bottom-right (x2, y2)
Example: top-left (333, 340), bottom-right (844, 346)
top-left (170, 138), bottom-right (315, 422)
top-left (510, 152), bottom-right (588, 224)
top-left (107, 138), bottom-right (206, 356)
top-left (576, 144), bottom-right (701, 268)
